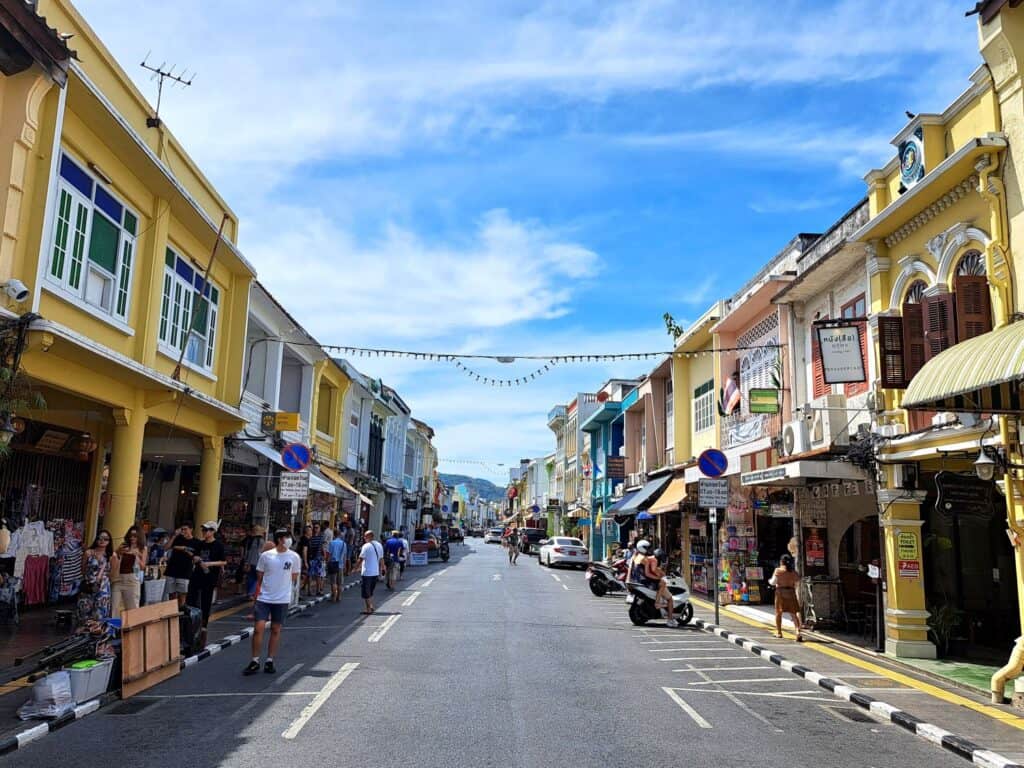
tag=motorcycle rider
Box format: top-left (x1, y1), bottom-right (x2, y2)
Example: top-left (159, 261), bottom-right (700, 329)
top-left (629, 540), bottom-right (677, 627)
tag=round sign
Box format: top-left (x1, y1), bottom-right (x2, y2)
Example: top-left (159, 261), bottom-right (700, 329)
top-left (596, 391), bottom-right (610, 403)
top-left (281, 442), bottom-right (312, 472)
top-left (697, 448), bottom-right (729, 478)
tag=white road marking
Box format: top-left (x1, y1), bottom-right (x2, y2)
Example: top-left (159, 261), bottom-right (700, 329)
top-left (401, 591), bottom-right (422, 607)
top-left (662, 687), bottom-right (712, 728)
top-left (647, 644), bottom-right (730, 650)
top-left (684, 664), bottom-right (782, 732)
top-left (687, 677), bottom-right (794, 686)
top-left (492, 574), bottom-right (501, 581)
top-left (673, 665), bottom-right (774, 672)
top-left (659, 655), bottom-right (749, 661)
top-left (142, 691), bottom-right (319, 698)
top-left (562, 584), bottom-right (570, 591)
top-left (436, 568), bottom-right (449, 576)
top-left (368, 614), bottom-right (401, 642)
top-left (686, 689), bottom-right (831, 702)
top-left (551, 573), bottom-right (561, 582)
top-left (422, 577), bottom-right (435, 587)
top-left (282, 661), bottom-right (359, 739)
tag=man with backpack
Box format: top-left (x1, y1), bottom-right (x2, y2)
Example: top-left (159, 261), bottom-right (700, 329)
top-left (384, 530), bottom-right (405, 590)
top-left (356, 530), bottom-right (385, 614)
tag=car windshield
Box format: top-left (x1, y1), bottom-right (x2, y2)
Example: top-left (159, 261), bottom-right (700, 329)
top-left (555, 538), bottom-right (584, 546)
top-left (489, 529), bottom-right (502, 534)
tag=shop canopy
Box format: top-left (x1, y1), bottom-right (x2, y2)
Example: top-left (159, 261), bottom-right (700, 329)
top-left (607, 489), bottom-right (640, 515)
top-left (319, 464), bottom-right (375, 506)
top-left (307, 468), bottom-right (337, 496)
top-left (649, 477), bottom-right (688, 515)
top-left (739, 460), bottom-right (868, 487)
top-left (902, 321), bottom-right (1024, 413)
top-left (614, 475), bottom-right (671, 522)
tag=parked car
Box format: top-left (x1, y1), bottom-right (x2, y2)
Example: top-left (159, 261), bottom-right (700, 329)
top-left (483, 527), bottom-right (504, 544)
top-left (538, 537), bottom-right (589, 568)
top-left (518, 527), bottom-right (548, 555)
top-left (468, 529), bottom-right (484, 538)
top-left (447, 526), bottom-right (464, 543)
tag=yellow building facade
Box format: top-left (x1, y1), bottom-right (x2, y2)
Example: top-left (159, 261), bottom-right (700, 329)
top-left (1, 0), bottom-right (253, 542)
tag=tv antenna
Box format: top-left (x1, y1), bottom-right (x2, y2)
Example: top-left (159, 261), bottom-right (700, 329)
top-left (140, 52), bottom-right (194, 128)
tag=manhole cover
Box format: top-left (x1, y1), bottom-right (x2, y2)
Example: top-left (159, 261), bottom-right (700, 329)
top-left (105, 699), bottom-right (160, 715)
top-left (823, 705), bottom-right (875, 723)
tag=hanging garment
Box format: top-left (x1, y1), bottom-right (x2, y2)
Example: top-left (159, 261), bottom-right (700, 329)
top-left (11, 521), bottom-right (54, 578)
top-left (22, 555), bottom-right (49, 605)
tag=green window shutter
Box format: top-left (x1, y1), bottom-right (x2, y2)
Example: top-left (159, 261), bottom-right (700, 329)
top-left (88, 213), bottom-right (119, 273)
top-left (116, 236), bottom-right (133, 318)
top-left (51, 189), bottom-right (73, 280)
top-left (123, 210), bottom-right (137, 236)
top-left (68, 200), bottom-right (89, 290)
top-left (192, 296), bottom-right (209, 335)
top-left (159, 272), bottom-right (172, 342)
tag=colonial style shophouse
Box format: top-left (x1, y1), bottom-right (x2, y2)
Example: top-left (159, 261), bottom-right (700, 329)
top-left (1, 0), bottom-right (255, 543)
top-left (546, 403), bottom-right (567, 527)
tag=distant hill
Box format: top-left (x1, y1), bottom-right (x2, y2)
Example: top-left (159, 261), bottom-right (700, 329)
top-left (438, 473), bottom-right (505, 502)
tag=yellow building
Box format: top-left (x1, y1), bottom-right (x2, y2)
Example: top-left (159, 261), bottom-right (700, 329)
top-left (1, 0), bottom-right (254, 542)
top-left (852, 58), bottom-right (1015, 667)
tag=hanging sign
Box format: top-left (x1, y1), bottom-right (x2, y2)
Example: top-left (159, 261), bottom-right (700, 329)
top-left (898, 559), bottom-right (920, 578)
top-left (698, 449), bottom-right (729, 478)
top-left (698, 478), bottom-right (729, 508)
top-left (279, 471), bottom-right (310, 500)
top-left (281, 442), bottom-right (312, 472)
top-left (816, 324), bottom-right (866, 384)
top-left (262, 411), bottom-right (300, 433)
top-left (748, 388), bottom-right (780, 414)
top-left (606, 456), bottom-right (626, 480)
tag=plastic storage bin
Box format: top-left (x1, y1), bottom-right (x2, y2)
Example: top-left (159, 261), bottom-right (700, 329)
top-left (66, 658), bottom-right (113, 704)
top-left (144, 578), bottom-right (166, 604)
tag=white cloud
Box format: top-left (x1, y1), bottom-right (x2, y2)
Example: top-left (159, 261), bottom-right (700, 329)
top-left (248, 207), bottom-right (599, 341)
top-left (748, 196), bottom-right (844, 215)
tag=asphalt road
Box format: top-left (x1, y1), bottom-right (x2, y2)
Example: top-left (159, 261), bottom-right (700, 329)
top-left (9, 540), bottom-right (966, 767)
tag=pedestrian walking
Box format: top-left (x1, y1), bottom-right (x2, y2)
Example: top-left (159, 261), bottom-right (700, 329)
top-left (297, 524), bottom-right (311, 596)
top-left (357, 531), bottom-right (384, 614)
top-left (399, 530), bottom-right (410, 581)
top-left (308, 523), bottom-right (325, 596)
top-left (240, 525), bottom-right (266, 600)
top-left (384, 530), bottom-right (404, 590)
top-left (326, 529), bottom-right (348, 602)
top-left (508, 529), bottom-right (519, 565)
top-left (187, 521), bottom-right (227, 647)
top-left (244, 529), bottom-right (301, 675)
top-left (770, 554), bottom-right (804, 642)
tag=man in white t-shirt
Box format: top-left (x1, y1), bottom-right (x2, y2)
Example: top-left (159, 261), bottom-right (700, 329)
top-left (244, 529), bottom-right (301, 675)
top-left (356, 530), bottom-right (385, 614)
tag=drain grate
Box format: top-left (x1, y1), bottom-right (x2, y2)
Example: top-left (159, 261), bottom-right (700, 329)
top-left (823, 705), bottom-right (875, 723)
top-left (104, 699), bottom-right (161, 715)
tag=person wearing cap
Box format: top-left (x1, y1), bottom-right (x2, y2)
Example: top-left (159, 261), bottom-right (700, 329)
top-left (187, 521), bottom-right (227, 645)
top-left (245, 528), bottom-right (301, 675)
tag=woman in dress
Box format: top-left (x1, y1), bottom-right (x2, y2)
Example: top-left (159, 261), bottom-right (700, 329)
top-left (111, 525), bottom-right (146, 617)
top-left (78, 529), bottom-right (116, 624)
top-left (771, 554), bottom-right (804, 641)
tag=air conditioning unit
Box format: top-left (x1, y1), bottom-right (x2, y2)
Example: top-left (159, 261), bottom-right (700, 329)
top-left (808, 394), bottom-right (849, 449)
top-left (781, 419), bottom-right (811, 457)
top-left (612, 482), bottom-right (624, 499)
top-left (626, 472), bottom-right (644, 489)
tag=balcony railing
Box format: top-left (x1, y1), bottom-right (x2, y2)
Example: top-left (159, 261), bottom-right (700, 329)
top-left (719, 412), bottom-right (780, 450)
top-left (547, 405), bottom-right (567, 425)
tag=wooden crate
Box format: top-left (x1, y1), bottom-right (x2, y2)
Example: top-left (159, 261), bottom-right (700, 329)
top-left (120, 599), bottom-right (181, 699)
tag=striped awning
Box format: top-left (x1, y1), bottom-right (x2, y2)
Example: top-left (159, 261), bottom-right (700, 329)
top-left (902, 321), bottom-right (1024, 412)
top-left (649, 477), bottom-right (688, 515)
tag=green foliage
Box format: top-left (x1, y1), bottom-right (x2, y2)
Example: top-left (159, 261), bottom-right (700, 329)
top-left (927, 602), bottom-right (963, 657)
top-left (663, 312), bottom-right (684, 342)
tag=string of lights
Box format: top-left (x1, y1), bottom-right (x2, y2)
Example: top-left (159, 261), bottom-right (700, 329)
top-left (451, 358), bottom-right (558, 387)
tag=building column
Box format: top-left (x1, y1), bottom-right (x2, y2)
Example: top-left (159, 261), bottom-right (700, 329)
top-left (108, 407), bottom-right (147, 538)
top-left (878, 489), bottom-right (936, 659)
top-left (83, 423), bottom-right (109, 546)
top-left (196, 436), bottom-right (224, 526)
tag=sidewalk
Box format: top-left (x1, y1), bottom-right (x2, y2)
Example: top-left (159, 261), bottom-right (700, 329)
top-left (691, 596), bottom-right (1024, 766)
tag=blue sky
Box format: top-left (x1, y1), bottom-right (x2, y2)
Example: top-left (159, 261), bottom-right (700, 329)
top-left (76, 0), bottom-right (983, 480)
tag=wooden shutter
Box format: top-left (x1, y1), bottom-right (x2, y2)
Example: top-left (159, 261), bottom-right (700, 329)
top-left (811, 325), bottom-right (831, 398)
top-left (902, 302), bottom-right (926, 383)
top-left (922, 292), bottom-right (957, 361)
top-left (878, 315), bottom-right (906, 389)
top-left (954, 275), bottom-right (992, 341)
top-left (846, 320), bottom-right (869, 396)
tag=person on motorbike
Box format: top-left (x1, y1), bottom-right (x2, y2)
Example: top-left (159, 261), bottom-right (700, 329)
top-left (650, 548), bottom-right (677, 627)
top-left (629, 540), bottom-right (678, 628)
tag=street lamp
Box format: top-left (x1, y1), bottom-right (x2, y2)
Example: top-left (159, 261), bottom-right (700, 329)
top-left (974, 449), bottom-right (997, 482)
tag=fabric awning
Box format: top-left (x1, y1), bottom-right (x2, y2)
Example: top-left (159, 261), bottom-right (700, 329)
top-left (607, 489), bottom-right (640, 514)
top-left (318, 465), bottom-right (358, 494)
top-left (616, 475), bottom-right (671, 518)
top-left (307, 468), bottom-right (336, 496)
top-left (245, 439), bottom-right (286, 467)
top-left (567, 506), bottom-right (590, 519)
top-left (649, 477), bottom-right (688, 515)
top-left (902, 321), bottom-right (1024, 412)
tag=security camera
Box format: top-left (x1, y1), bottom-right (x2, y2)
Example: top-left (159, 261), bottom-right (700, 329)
top-left (2, 279), bottom-right (29, 302)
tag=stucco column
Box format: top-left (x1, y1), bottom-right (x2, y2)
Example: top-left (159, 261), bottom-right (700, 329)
top-left (878, 489), bottom-right (936, 659)
top-left (83, 424), bottom-right (109, 546)
top-left (108, 407), bottom-right (147, 538)
top-left (196, 436), bottom-right (224, 527)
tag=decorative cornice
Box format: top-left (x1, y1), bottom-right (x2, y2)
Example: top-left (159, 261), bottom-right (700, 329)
top-left (866, 253), bottom-right (891, 277)
top-left (883, 175), bottom-right (979, 248)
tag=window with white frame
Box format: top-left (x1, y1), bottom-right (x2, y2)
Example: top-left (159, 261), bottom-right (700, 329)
top-left (694, 379), bottom-right (714, 432)
top-left (48, 154), bottom-right (138, 321)
top-left (158, 248), bottom-right (220, 371)
top-left (348, 410), bottom-right (360, 464)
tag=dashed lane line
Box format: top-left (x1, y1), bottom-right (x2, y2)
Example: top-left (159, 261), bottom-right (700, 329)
top-left (282, 662), bottom-right (359, 740)
top-left (368, 614), bottom-right (401, 643)
top-left (673, 665), bottom-right (778, 672)
top-left (687, 677), bottom-right (795, 686)
top-left (661, 687), bottom-right (712, 729)
top-left (659, 655), bottom-right (751, 661)
top-left (550, 573), bottom-right (562, 582)
top-left (562, 584), bottom-right (570, 591)
top-left (421, 578), bottom-right (435, 588)
top-left (401, 591), bottom-right (422, 607)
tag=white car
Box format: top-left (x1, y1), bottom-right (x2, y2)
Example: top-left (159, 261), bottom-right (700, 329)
top-left (483, 527), bottom-right (504, 544)
top-left (538, 537), bottom-right (589, 568)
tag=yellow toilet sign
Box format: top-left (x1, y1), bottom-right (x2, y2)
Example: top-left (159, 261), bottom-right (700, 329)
top-left (897, 531), bottom-right (919, 560)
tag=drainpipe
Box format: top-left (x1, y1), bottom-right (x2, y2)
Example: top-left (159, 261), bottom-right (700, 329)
top-left (992, 415), bottom-right (1024, 703)
top-left (976, 151), bottom-right (1011, 326)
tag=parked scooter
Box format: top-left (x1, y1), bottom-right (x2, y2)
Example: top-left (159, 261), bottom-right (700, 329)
top-left (585, 557), bottom-right (628, 597)
top-left (625, 571), bottom-right (694, 626)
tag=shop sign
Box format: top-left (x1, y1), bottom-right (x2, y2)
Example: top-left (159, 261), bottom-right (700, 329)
top-left (603, 518), bottom-right (617, 537)
top-left (816, 324), bottom-right (866, 384)
top-left (261, 411), bottom-right (300, 433)
top-left (804, 527), bottom-right (826, 567)
top-left (935, 471), bottom-right (995, 521)
top-left (748, 388), bottom-right (780, 414)
top-left (897, 532), bottom-right (918, 560)
top-left (740, 466), bottom-right (787, 486)
top-left (810, 480), bottom-right (863, 498)
top-left (698, 478), bottom-right (729, 508)
top-left (606, 456), bottom-right (626, 480)
top-left (867, 563), bottom-right (880, 579)
top-left (279, 471), bottom-right (310, 500)
top-left (898, 559), bottom-right (920, 578)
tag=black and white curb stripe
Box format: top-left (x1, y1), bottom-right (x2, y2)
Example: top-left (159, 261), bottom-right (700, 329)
top-left (0, 691), bottom-right (118, 756)
top-left (693, 618), bottom-right (1023, 768)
